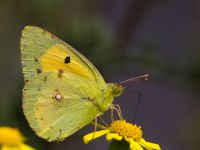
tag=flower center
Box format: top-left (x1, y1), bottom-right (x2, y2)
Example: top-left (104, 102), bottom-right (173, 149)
top-left (110, 120), bottom-right (142, 140)
top-left (0, 127), bottom-right (24, 146)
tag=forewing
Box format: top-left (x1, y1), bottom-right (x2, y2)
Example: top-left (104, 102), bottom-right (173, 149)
top-left (21, 25), bottom-right (105, 88)
top-left (23, 72), bottom-right (101, 141)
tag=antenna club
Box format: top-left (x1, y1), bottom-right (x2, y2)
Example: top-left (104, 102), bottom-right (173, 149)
top-left (143, 74), bottom-right (149, 80)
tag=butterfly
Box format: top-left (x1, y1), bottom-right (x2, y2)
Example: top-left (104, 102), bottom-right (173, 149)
top-left (21, 26), bottom-right (148, 142)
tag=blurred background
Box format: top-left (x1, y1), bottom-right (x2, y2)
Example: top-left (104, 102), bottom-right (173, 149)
top-left (0, 0), bottom-right (200, 149)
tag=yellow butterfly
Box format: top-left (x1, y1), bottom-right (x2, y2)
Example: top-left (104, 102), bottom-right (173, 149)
top-left (21, 26), bottom-right (148, 142)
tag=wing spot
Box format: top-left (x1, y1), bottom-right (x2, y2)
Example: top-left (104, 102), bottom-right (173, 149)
top-left (25, 80), bottom-right (29, 84)
top-left (88, 97), bottom-right (95, 102)
top-left (54, 93), bottom-right (63, 101)
top-left (58, 69), bottom-right (64, 77)
top-left (23, 88), bottom-right (28, 91)
top-left (34, 57), bottom-right (39, 62)
top-left (37, 68), bottom-right (42, 74)
top-left (64, 56), bottom-right (70, 64)
top-left (81, 97), bottom-right (95, 102)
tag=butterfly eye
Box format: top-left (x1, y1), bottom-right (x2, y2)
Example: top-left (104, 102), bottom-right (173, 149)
top-left (54, 93), bottom-right (63, 101)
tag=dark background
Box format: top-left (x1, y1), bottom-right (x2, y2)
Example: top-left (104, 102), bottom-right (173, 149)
top-left (0, 0), bottom-right (200, 149)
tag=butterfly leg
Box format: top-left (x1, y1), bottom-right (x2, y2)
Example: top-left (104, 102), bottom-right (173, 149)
top-left (110, 105), bottom-right (115, 122)
top-left (113, 104), bottom-right (124, 120)
top-left (92, 117), bottom-right (98, 140)
top-left (110, 104), bottom-right (124, 121)
top-left (99, 116), bottom-right (109, 127)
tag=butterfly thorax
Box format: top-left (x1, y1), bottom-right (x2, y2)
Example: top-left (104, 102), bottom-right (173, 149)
top-left (99, 83), bottom-right (123, 112)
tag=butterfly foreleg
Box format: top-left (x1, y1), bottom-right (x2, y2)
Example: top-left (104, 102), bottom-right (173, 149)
top-left (110, 104), bottom-right (124, 121)
top-left (91, 116), bottom-right (98, 140)
top-left (98, 116), bottom-right (109, 127)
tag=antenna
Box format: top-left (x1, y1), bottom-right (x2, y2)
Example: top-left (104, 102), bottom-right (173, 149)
top-left (123, 90), bottom-right (142, 123)
top-left (120, 74), bottom-right (149, 122)
top-left (132, 90), bottom-right (141, 123)
top-left (120, 74), bottom-right (149, 85)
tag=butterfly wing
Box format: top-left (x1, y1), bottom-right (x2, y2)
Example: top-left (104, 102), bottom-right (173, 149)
top-left (23, 72), bottom-right (102, 141)
top-left (20, 25), bottom-right (105, 89)
top-left (21, 26), bottom-right (108, 141)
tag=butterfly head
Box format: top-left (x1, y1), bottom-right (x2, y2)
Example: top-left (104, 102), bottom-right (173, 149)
top-left (98, 83), bottom-right (123, 113)
top-left (106, 83), bottom-right (124, 97)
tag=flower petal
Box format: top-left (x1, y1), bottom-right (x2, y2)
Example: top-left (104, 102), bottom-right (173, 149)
top-left (130, 140), bottom-right (144, 150)
top-left (106, 133), bottom-right (122, 141)
top-left (125, 138), bottom-right (143, 150)
top-left (1, 144), bottom-right (35, 150)
top-left (19, 144), bottom-right (35, 150)
top-left (138, 138), bottom-right (161, 150)
top-left (1, 145), bottom-right (18, 150)
top-left (1, 146), bottom-right (12, 150)
top-left (83, 129), bottom-right (110, 144)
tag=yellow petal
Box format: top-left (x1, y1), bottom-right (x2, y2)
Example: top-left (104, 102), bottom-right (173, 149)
top-left (1, 144), bottom-right (35, 150)
top-left (1, 146), bottom-right (12, 150)
top-left (138, 138), bottom-right (161, 150)
top-left (124, 137), bottom-right (132, 143)
top-left (1, 145), bottom-right (19, 150)
top-left (106, 133), bottom-right (122, 141)
top-left (130, 140), bottom-right (143, 150)
top-left (19, 144), bottom-right (35, 150)
top-left (83, 129), bottom-right (110, 144)
top-left (0, 127), bottom-right (24, 145)
top-left (125, 138), bottom-right (143, 150)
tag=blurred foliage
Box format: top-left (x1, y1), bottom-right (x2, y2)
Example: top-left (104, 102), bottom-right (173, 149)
top-left (125, 41), bottom-right (178, 75)
top-left (183, 52), bottom-right (200, 88)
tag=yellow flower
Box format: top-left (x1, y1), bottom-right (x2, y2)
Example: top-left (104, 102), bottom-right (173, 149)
top-left (83, 120), bottom-right (161, 150)
top-left (0, 127), bottom-right (35, 150)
